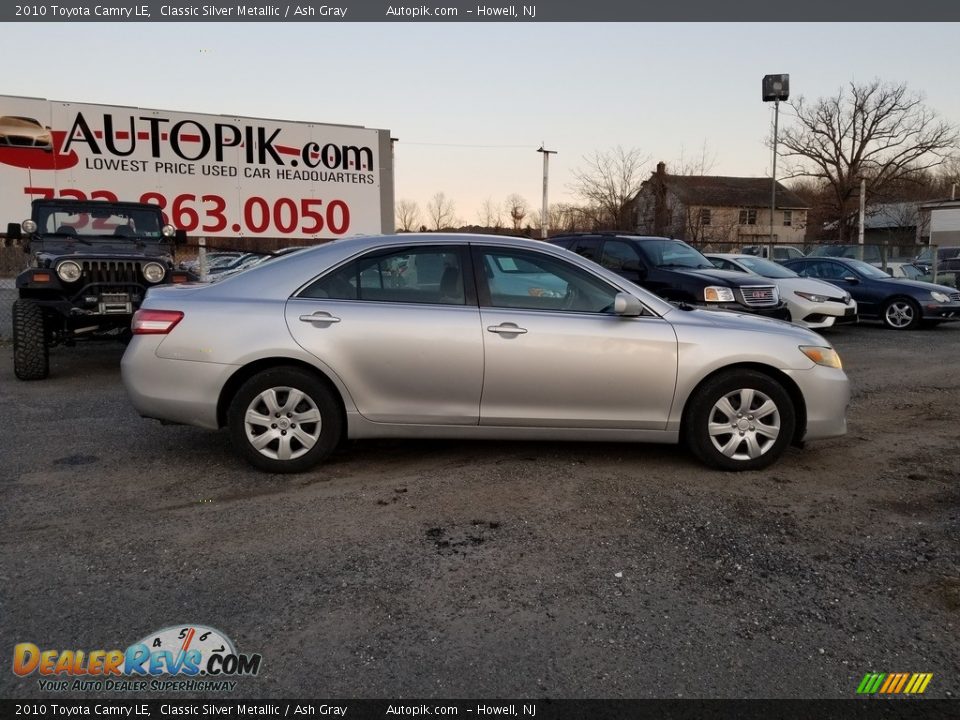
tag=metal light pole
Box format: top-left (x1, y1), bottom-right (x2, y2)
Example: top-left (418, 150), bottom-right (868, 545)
top-left (763, 74), bottom-right (789, 259)
top-left (537, 145), bottom-right (557, 240)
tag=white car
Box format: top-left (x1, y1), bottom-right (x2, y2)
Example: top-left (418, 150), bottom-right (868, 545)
top-left (707, 253), bottom-right (857, 329)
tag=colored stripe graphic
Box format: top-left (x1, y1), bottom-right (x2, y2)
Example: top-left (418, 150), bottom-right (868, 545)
top-left (856, 672), bottom-right (932, 694)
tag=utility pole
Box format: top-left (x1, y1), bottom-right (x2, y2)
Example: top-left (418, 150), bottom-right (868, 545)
top-left (537, 145), bottom-right (557, 240)
top-left (762, 74), bottom-right (789, 259)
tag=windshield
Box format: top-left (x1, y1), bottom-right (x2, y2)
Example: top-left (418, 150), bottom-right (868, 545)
top-left (638, 239), bottom-right (713, 269)
top-left (898, 264), bottom-right (924, 280)
top-left (735, 256), bottom-right (798, 278)
top-left (846, 259), bottom-right (889, 279)
top-left (36, 203), bottom-right (163, 240)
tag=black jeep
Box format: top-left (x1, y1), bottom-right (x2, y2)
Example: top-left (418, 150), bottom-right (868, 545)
top-left (8, 198), bottom-right (190, 380)
top-left (549, 233), bottom-right (789, 318)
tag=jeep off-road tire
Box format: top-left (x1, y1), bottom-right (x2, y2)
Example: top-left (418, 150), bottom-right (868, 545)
top-left (13, 299), bottom-right (49, 381)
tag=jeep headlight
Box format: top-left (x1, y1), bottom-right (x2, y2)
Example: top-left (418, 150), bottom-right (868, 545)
top-left (704, 286), bottom-right (735, 303)
top-left (161, 224), bottom-right (176, 238)
top-left (142, 262), bottom-right (166, 283)
top-left (930, 291), bottom-right (950, 303)
top-left (56, 260), bottom-right (82, 283)
top-left (800, 345), bottom-right (842, 369)
top-left (22, 219), bottom-right (38, 234)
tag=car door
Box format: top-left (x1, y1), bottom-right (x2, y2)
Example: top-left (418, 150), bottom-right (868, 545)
top-left (285, 244), bottom-right (484, 425)
top-left (473, 245), bottom-right (678, 429)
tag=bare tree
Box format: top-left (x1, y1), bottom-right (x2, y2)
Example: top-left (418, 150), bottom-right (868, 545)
top-left (426, 192), bottom-right (456, 231)
top-left (674, 141), bottom-right (718, 177)
top-left (395, 199), bottom-right (420, 232)
top-left (477, 197), bottom-right (502, 230)
top-left (505, 194), bottom-right (528, 231)
top-left (778, 79), bottom-right (958, 241)
top-left (570, 146), bottom-right (650, 230)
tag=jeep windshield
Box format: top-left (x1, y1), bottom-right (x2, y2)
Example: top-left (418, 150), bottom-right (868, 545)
top-left (638, 239), bottom-right (714, 270)
top-left (35, 203), bottom-right (164, 241)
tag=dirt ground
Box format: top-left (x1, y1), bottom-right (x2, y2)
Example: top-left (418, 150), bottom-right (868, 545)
top-left (1, 321), bottom-right (958, 700)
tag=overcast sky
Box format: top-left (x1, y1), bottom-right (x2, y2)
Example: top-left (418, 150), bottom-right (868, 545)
top-left (7, 22), bottom-right (960, 224)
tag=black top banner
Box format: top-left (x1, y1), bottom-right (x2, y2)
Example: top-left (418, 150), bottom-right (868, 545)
top-left (3, 0), bottom-right (959, 22)
top-left (2, 699), bottom-right (958, 719)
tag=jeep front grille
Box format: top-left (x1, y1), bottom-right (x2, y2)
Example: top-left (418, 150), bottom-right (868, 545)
top-left (739, 285), bottom-right (778, 307)
top-left (81, 260), bottom-right (142, 285)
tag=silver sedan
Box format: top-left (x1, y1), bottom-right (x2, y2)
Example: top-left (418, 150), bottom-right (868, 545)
top-left (121, 234), bottom-right (849, 473)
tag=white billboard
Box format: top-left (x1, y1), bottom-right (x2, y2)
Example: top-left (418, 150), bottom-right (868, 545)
top-left (0, 96), bottom-right (393, 238)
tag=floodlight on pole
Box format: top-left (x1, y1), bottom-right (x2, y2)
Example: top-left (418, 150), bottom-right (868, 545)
top-left (537, 145), bottom-right (557, 240)
top-left (762, 74), bottom-right (789, 259)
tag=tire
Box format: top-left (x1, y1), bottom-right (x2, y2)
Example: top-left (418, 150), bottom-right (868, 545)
top-left (684, 369), bottom-right (796, 472)
top-left (12, 299), bottom-right (49, 381)
top-left (227, 367), bottom-right (342, 473)
top-left (881, 297), bottom-right (921, 330)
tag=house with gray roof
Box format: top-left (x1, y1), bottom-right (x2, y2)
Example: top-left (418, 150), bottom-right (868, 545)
top-left (630, 162), bottom-right (809, 246)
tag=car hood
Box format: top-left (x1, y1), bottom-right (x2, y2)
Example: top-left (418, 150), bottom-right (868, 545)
top-left (668, 267), bottom-right (775, 287)
top-left (773, 277), bottom-right (851, 300)
top-left (885, 277), bottom-right (959, 294)
top-left (665, 304), bottom-right (824, 342)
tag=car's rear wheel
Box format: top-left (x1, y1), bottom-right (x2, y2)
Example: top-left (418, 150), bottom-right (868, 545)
top-left (13, 299), bottom-right (49, 381)
top-left (228, 367), bottom-right (342, 473)
top-left (882, 297), bottom-right (921, 330)
top-left (685, 370), bottom-right (796, 471)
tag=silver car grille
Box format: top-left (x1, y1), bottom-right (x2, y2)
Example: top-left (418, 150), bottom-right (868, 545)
top-left (950, 292), bottom-right (960, 302)
top-left (739, 285), bottom-right (778, 307)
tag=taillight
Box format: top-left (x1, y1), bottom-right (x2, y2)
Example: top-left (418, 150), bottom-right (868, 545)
top-left (132, 309), bottom-right (184, 335)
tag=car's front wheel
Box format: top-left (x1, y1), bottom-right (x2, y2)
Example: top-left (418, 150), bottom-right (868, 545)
top-left (685, 369), bottom-right (796, 471)
top-left (882, 297), bottom-right (921, 330)
top-left (227, 367), bottom-right (342, 473)
top-left (12, 299), bottom-right (49, 381)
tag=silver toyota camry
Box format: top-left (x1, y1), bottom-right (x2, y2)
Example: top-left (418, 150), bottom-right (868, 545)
top-left (121, 234), bottom-right (849, 473)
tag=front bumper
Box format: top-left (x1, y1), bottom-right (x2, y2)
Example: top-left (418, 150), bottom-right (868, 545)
top-left (709, 301), bottom-right (791, 320)
top-left (783, 364), bottom-right (850, 442)
top-left (920, 302), bottom-right (960, 321)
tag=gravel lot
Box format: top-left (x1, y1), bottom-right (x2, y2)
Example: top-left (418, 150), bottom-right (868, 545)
top-left (1, 321), bottom-right (958, 700)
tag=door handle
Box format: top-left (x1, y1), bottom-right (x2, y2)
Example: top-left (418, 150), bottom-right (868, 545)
top-left (299, 312), bottom-right (341, 324)
top-left (487, 323), bottom-right (527, 335)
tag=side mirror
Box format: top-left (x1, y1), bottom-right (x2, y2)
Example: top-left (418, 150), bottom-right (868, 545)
top-left (6, 222), bottom-right (22, 240)
top-left (842, 275), bottom-right (859, 284)
top-left (174, 229), bottom-right (188, 246)
top-left (614, 292), bottom-right (643, 317)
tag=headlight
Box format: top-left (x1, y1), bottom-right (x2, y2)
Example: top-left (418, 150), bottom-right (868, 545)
top-left (161, 224), bottom-right (176, 238)
top-left (142, 262), bottom-right (166, 283)
top-left (704, 286), bottom-right (735, 303)
top-left (930, 291), bottom-right (950, 303)
top-left (56, 260), bottom-right (82, 283)
top-left (795, 291), bottom-right (828, 303)
top-left (22, 219), bottom-right (38, 234)
top-left (842, 293), bottom-right (851, 303)
top-left (800, 345), bottom-right (842, 369)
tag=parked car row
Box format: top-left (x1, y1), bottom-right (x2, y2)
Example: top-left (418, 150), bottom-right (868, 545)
top-left (548, 233), bottom-right (960, 331)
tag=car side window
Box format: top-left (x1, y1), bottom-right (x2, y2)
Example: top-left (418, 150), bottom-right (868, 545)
top-left (571, 237), bottom-right (601, 262)
top-left (599, 240), bottom-right (642, 272)
top-left (713, 258), bottom-right (743, 272)
top-left (300, 246), bottom-right (466, 305)
top-left (476, 248), bottom-right (619, 313)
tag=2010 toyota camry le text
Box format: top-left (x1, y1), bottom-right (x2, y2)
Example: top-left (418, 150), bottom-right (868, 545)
top-left (121, 234), bottom-right (849, 473)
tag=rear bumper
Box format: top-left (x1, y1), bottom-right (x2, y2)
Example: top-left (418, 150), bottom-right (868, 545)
top-left (121, 336), bottom-right (234, 429)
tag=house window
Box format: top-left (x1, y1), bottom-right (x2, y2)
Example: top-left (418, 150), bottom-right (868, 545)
top-left (783, 210), bottom-right (793, 227)
top-left (699, 208), bottom-right (711, 226)
top-left (739, 209), bottom-right (757, 225)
